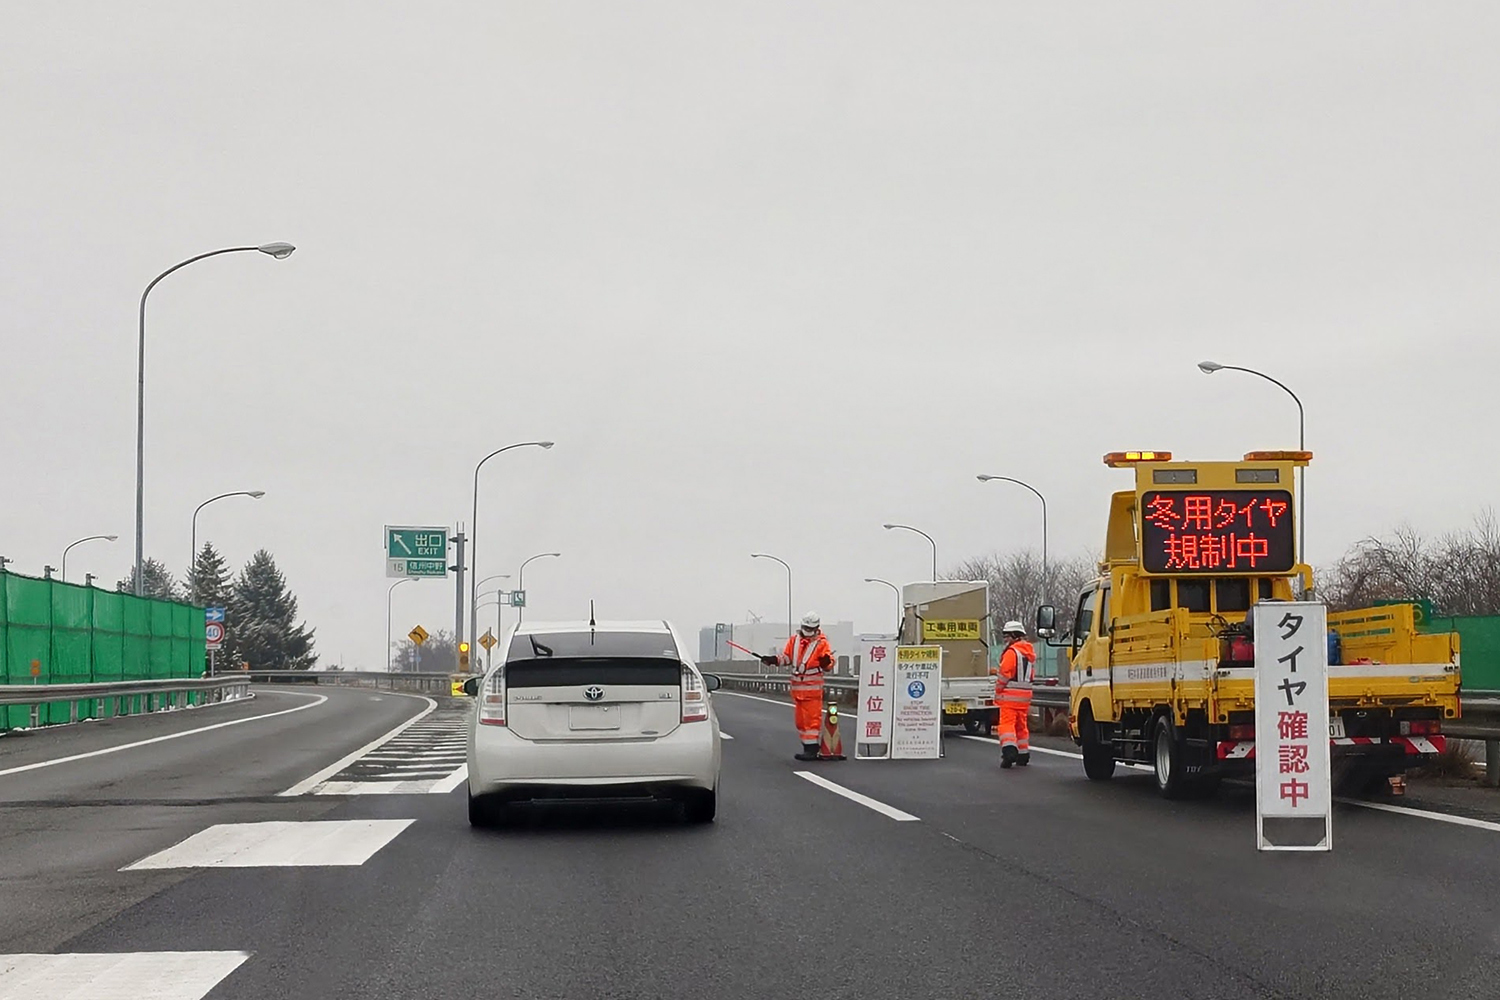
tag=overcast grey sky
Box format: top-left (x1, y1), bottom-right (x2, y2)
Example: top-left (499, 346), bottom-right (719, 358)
top-left (3, 3), bottom-right (1497, 667)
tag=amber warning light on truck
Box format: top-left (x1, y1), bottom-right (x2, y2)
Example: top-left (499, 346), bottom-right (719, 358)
top-left (1139, 489), bottom-right (1295, 574)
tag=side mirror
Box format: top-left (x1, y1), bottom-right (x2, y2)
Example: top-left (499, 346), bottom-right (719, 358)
top-left (1035, 604), bottom-right (1057, 637)
top-left (703, 673), bottom-right (722, 692)
top-left (462, 677), bottom-right (480, 697)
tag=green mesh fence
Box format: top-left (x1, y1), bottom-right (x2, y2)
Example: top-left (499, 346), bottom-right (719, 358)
top-left (1425, 615), bottom-right (1500, 694)
top-left (0, 571), bottom-right (206, 729)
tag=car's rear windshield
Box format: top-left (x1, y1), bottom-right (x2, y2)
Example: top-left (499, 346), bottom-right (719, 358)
top-left (506, 657), bottom-right (682, 688)
top-left (506, 630), bottom-right (678, 660)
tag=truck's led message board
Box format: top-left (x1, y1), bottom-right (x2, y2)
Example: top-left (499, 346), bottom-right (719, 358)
top-left (1140, 490), bottom-right (1295, 574)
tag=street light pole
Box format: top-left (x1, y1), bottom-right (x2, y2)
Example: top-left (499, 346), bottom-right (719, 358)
top-left (472, 573), bottom-right (510, 645)
top-left (387, 577), bottom-right (416, 672)
top-left (189, 490), bottom-right (265, 602)
top-left (863, 577), bottom-right (902, 633)
top-left (1198, 361), bottom-right (1307, 568)
top-left (751, 553), bottom-right (794, 641)
top-left (976, 475), bottom-right (1049, 582)
top-left (517, 552), bottom-right (561, 623)
top-left (61, 534), bottom-right (119, 583)
top-left (883, 523), bottom-right (938, 581)
top-left (469, 441), bottom-right (554, 653)
top-left (135, 243), bottom-right (294, 595)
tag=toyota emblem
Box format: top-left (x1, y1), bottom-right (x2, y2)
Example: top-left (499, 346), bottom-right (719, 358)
top-left (584, 685), bottom-right (605, 702)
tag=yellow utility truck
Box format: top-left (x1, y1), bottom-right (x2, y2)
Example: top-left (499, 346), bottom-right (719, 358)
top-left (1044, 450), bottom-right (1461, 798)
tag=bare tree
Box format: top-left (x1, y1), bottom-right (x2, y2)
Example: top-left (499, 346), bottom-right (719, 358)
top-left (1321, 511), bottom-right (1500, 617)
top-left (945, 548), bottom-right (1097, 636)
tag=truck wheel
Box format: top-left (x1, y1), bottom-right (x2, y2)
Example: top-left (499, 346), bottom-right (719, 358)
top-left (1080, 716), bottom-right (1115, 781)
top-left (964, 718), bottom-right (982, 735)
top-left (1153, 716), bottom-right (1191, 799)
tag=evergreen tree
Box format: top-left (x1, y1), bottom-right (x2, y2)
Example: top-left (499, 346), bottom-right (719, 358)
top-left (185, 542), bottom-right (232, 608)
top-left (186, 543), bottom-right (236, 669)
top-left (229, 550), bottom-right (318, 670)
top-left (117, 558), bottom-right (180, 601)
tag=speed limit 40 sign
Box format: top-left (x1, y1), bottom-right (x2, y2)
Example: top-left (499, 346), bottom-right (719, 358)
top-left (205, 621), bottom-right (226, 649)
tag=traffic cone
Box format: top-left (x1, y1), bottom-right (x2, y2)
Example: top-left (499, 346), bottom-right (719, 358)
top-left (818, 701), bottom-right (846, 760)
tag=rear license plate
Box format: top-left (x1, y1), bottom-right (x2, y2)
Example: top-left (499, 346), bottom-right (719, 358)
top-left (944, 702), bottom-right (969, 716)
top-left (1329, 717), bottom-right (1346, 739)
top-left (569, 705), bottom-right (620, 731)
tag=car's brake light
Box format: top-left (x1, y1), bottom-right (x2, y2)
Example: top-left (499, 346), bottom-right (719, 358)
top-left (682, 666), bottom-right (708, 723)
top-left (1401, 719), bottom-right (1440, 736)
top-left (479, 673), bottom-right (506, 727)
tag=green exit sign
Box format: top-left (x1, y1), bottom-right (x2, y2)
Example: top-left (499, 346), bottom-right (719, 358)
top-left (386, 526), bottom-right (449, 579)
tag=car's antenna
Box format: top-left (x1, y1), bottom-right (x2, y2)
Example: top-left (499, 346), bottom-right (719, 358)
top-left (589, 600), bottom-right (597, 644)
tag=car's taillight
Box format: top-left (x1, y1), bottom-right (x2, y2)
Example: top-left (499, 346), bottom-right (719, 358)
top-left (479, 673), bottom-right (506, 727)
top-left (1228, 724), bottom-right (1255, 740)
top-left (682, 667), bottom-right (708, 723)
top-left (1401, 719), bottom-right (1440, 736)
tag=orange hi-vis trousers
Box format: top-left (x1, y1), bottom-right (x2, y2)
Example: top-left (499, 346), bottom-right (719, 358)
top-left (792, 689), bottom-right (823, 745)
top-left (997, 690), bottom-right (1032, 754)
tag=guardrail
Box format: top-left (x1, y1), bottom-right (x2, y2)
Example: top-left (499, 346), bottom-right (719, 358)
top-left (0, 676), bottom-right (251, 730)
top-left (242, 670), bottom-right (454, 693)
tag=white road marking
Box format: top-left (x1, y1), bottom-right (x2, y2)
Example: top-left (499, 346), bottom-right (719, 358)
top-left (0, 951), bottom-right (249, 998)
top-left (0, 693), bottom-right (327, 780)
top-left (123, 819), bottom-right (414, 869)
top-left (719, 732), bottom-right (734, 740)
top-left (794, 770), bottom-right (919, 822)
top-left (431, 764), bottom-right (469, 793)
top-left (1339, 798), bottom-right (1500, 834)
top-left (280, 694), bottom-right (437, 795)
top-left (957, 737), bottom-right (1500, 831)
top-left (954, 735), bottom-right (1153, 770)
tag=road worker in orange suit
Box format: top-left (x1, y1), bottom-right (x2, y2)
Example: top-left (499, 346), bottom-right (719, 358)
top-left (995, 621), bottom-right (1036, 768)
top-left (761, 612), bottom-right (835, 761)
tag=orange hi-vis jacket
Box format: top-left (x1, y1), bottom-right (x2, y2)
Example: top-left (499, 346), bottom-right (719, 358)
top-left (780, 632), bottom-right (834, 698)
top-left (995, 639), bottom-right (1036, 704)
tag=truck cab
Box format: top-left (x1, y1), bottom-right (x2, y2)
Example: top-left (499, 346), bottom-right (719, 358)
top-left (1052, 450), bottom-right (1461, 798)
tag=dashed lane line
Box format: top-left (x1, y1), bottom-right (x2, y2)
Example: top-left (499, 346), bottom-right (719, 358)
top-left (794, 770), bottom-right (919, 822)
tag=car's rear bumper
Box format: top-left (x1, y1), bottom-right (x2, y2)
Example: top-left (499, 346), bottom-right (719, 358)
top-left (468, 718), bottom-right (720, 797)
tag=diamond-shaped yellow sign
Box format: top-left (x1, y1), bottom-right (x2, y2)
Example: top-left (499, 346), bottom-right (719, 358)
top-left (408, 625), bottom-right (429, 646)
top-left (479, 630), bottom-right (497, 651)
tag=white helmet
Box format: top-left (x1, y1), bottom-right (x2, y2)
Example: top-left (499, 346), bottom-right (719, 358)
top-left (800, 612), bottom-right (821, 631)
top-left (1002, 620), bottom-right (1026, 635)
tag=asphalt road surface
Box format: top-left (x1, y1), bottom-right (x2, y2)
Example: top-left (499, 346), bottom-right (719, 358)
top-left (3, 686), bottom-right (1499, 999)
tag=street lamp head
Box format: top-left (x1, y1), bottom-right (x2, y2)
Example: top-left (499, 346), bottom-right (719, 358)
top-left (257, 242), bottom-right (296, 259)
top-left (248, 491), bottom-right (266, 498)
top-left (105, 535), bottom-right (119, 541)
top-left (882, 523), bottom-right (896, 530)
top-left (538, 441), bottom-right (555, 450)
top-left (977, 475), bottom-right (996, 482)
top-left (1197, 360), bottom-right (1224, 374)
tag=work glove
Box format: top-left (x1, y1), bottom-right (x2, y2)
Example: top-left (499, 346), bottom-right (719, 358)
top-left (817, 654), bottom-right (833, 669)
top-left (760, 654), bottom-right (779, 667)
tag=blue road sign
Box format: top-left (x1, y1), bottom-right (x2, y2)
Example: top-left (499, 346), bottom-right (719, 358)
top-left (205, 607), bottom-right (226, 623)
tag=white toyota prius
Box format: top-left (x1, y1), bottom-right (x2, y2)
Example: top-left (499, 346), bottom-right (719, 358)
top-left (465, 620), bottom-right (722, 826)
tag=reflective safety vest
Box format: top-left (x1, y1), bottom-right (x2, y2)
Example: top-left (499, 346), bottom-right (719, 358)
top-left (996, 640), bottom-right (1036, 703)
top-left (782, 632), bottom-right (833, 696)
